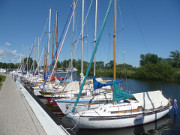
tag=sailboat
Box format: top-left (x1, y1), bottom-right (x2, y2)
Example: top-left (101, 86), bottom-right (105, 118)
top-left (66, 0), bottom-right (172, 129)
top-left (55, 0), bottom-right (116, 114)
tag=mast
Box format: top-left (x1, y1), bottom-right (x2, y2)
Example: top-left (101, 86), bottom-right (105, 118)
top-left (27, 47), bottom-right (28, 72)
top-left (47, 8), bottom-right (51, 70)
top-left (46, 39), bottom-right (48, 76)
top-left (38, 37), bottom-right (39, 74)
top-left (33, 39), bottom-right (36, 74)
top-left (28, 50), bottom-right (30, 73)
top-left (19, 46), bottom-right (22, 70)
top-left (113, 0), bottom-right (116, 80)
top-left (44, 32), bottom-right (47, 80)
top-left (55, 11), bottom-right (58, 76)
top-left (71, 0), bottom-right (75, 82)
top-left (94, 0), bottom-right (98, 76)
top-left (22, 44), bottom-right (25, 72)
top-left (52, 24), bottom-right (55, 61)
top-left (72, 0), bottom-right (114, 113)
top-left (81, 0), bottom-right (84, 76)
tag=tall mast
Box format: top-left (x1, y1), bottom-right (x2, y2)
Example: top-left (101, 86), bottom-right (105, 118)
top-left (47, 8), bottom-right (51, 70)
top-left (81, 0), bottom-right (84, 76)
top-left (94, 0), bottom-right (98, 76)
top-left (38, 37), bottom-right (39, 74)
top-left (44, 32), bottom-right (47, 79)
top-left (71, 0), bottom-right (75, 82)
top-left (52, 24), bottom-right (55, 61)
top-left (27, 47), bottom-right (28, 72)
top-left (22, 44), bottom-right (24, 71)
top-left (28, 49), bottom-right (30, 73)
top-left (46, 39), bottom-right (48, 76)
top-left (113, 0), bottom-right (117, 80)
top-left (33, 40), bottom-right (34, 73)
top-left (33, 38), bottom-right (36, 74)
top-left (55, 11), bottom-right (58, 76)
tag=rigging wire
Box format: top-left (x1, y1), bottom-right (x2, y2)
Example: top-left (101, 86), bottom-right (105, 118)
top-left (128, 0), bottom-right (149, 53)
top-left (36, 16), bottom-right (49, 63)
top-left (43, 3), bottom-right (74, 87)
top-left (73, 0), bottom-right (94, 55)
top-left (50, 0), bottom-right (79, 78)
top-left (25, 16), bottom-right (49, 72)
top-left (44, 0), bottom-right (79, 87)
top-left (40, 17), bottom-right (49, 46)
top-left (117, 0), bottom-right (128, 91)
top-left (72, 0), bottom-right (113, 113)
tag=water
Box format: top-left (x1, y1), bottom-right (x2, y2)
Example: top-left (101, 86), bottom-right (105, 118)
top-left (45, 77), bottom-right (180, 135)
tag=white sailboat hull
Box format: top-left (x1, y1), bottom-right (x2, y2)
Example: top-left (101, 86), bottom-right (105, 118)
top-left (68, 106), bottom-right (172, 129)
top-left (56, 101), bottom-right (84, 115)
top-left (56, 100), bottom-right (104, 114)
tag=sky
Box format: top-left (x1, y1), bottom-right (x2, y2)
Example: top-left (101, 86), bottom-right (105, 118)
top-left (0, 0), bottom-right (180, 67)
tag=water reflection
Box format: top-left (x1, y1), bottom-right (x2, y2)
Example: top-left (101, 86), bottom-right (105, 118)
top-left (77, 115), bottom-right (172, 135)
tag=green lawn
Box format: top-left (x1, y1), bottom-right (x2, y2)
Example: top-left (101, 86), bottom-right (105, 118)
top-left (0, 75), bottom-right (6, 90)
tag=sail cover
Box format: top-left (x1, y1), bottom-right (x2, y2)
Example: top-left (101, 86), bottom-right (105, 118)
top-left (113, 81), bottom-right (134, 102)
top-left (133, 90), bottom-right (169, 110)
top-left (93, 76), bottom-right (121, 90)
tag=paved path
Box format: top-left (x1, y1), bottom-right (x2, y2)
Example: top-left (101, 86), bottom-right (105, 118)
top-left (0, 75), bottom-right (46, 135)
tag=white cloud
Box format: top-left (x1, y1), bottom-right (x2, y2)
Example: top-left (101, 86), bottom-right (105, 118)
top-left (7, 49), bottom-right (19, 57)
top-left (4, 42), bottom-right (11, 46)
top-left (0, 49), bottom-right (5, 57)
top-left (0, 47), bottom-right (24, 58)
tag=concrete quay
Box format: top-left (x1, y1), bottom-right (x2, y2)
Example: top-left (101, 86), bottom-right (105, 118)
top-left (0, 75), bottom-right (70, 135)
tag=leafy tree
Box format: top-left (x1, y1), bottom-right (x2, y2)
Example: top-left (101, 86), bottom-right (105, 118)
top-left (0, 62), bottom-right (19, 69)
top-left (135, 63), bottom-right (175, 81)
top-left (0, 62), bottom-right (3, 68)
top-left (161, 58), bottom-right (173, 65)
top-left (105, 60), bottom-right (114, 69)
top-left (117, 64), bottom-right (133, 69)
top-left (96, 61), bottom-right (104, 68)
top-left (57, 61), bottom-right (61, 68)
top-left (169, 50), bottom-right (180, 68)
top-left (140, 53), bottom-right (161, 66)
top-left (22, 57), bottom-right (37, 71)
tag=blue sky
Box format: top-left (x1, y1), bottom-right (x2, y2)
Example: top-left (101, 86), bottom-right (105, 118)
top-left (0, 0), bottom-right (180, 67)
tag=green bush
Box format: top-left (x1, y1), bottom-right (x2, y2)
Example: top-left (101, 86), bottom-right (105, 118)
top-left (0, 75), bottom-right (6, 82)
top-left (0, 75), bottom-right (6, 90)
top-left (135, 63), bottom-right (175, 81)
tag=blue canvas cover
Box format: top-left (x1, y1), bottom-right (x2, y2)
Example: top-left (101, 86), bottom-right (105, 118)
top-left (113, 80), bottom-right (134, 102)
top-left (93, 76), bottom-right (121, 90)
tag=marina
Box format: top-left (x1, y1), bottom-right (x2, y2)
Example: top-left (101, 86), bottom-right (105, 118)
top-left (1, 73), bottom-right (179, 135)
top-left (0, 0), bottom-right (180, 134)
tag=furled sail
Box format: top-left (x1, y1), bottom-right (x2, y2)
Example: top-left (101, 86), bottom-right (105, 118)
top-left (93, 76), bottom-right (121, 90)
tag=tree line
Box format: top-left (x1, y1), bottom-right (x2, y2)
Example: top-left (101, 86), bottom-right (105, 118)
top-left (56, 50), bottom-right (180, 82)
top-left (135, 50), bottom-right (180, 81)
top-left (78, 50), bottom-right (180, 82)
top-left (1, 50), bottom-right (180, 82)
top-left (0, 62), bottom-right (19, 69)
